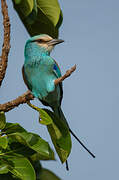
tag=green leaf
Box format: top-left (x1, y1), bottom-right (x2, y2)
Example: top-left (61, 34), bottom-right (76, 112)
top-left (40, 168), bottom-right (61, 180)
top-left (47, 123), bottom-right (71, 163)
top-left (0, 136), bottom-right (8, 150)
top-left (8, 142), bottom-right (36, 157)
top-left (0, 173), bottom-right (20, 180)
top-left (0, 112), bottom-right (6, 130)
top-left (9, 132), bottom-right (54, 160)
top-left (26, 132), bottom-right (54, 160)
top-left (27, 103), bottom-right (53, 125)
top-left (2, 123), bottom-right (54, 160)
top-left (12, 0), bottom-right (63, 38)
top-left (6, 127), bottom-right (54, 160)
top-left (14, 0), bottom-right (21, 4)
top-left (38, 109), bottom-right (53, 125)
top-left (2, 123), bottom-right (27, 134)
top-left (38, 109), bottom-right (72, 163)
top-left (39, 109), bottom-right (53, 125)
top-left (10, 157), bottom-right (36, 180)
top-left (0, 161), bottom-right (9, 174)
top-left (37, 0), bottom-right (61, 26)
top-left (1, 155), bottom-right (36, 180)
top-left (28, 103), bottom-right (72, 163)
top-left (56, 10), bottom-right (63, 29)
top-left (13, 0), bottom-right (34, 17)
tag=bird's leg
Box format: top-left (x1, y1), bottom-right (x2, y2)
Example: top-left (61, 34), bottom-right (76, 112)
top-left (54, 64), bottom-right (76, 85)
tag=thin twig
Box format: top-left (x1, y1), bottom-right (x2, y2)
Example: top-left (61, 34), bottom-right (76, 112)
top-left (27, 101), bottom-right (39, 111)
top-left (55, 65), bottom-right (76, 85)
top-left (0, 91), bottom-right (34, 112)
top-left (0, 0), bottom-right (10, 86)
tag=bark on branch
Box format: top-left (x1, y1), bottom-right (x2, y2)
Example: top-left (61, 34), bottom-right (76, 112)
top-left (55, 64), bottom-right (76, 85)
top-left (0, 0), bottom-right (10, 86)
top-left (0, 91), bottom-right (34, 112)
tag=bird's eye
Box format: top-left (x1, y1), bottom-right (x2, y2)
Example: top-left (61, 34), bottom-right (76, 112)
top-left (32, 39), bottom-right (49, 43)
top-left (37, 39), bottom-right (43, 43)
top-left (32, 39), bottom-right (44, 43)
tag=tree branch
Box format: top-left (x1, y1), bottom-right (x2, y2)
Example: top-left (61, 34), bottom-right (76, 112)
top-left (0, 91), bottom-right (34, 112)
top-left (54, 64), bottom-right (76, 85)
top-left (0, 0), bottom-right (10, 86)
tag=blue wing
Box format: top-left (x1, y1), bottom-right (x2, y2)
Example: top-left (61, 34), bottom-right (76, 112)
top-left (53, 60), bottom-right (62, 78)
top-left (53, 60), bottom-right (63, 105)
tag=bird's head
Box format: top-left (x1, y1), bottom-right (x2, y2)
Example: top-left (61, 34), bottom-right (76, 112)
top-left (25, 34), bottom-right (64, 54)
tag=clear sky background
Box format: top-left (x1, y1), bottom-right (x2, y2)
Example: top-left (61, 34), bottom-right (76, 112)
top-left (0, 0), bottom-right (119, 179)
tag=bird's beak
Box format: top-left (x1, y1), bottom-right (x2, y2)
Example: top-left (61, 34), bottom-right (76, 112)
top-left (47, 39), bottom-right (64, 46)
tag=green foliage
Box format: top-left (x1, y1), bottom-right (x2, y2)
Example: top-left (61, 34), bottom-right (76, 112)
top-left (0, 136), bottom-right (8, 150)
top-left (13, 0), bottom-right (34, 17)
top-left (39, 108), bottom-right (53, 125)
top-left (1, 155), bottom-right (36, 180)
top-left (0, 117), bottom-right (60, 179)
top-left (0, 112), bottom-right (6, 129)
top-left (4, 123), bottom-right (54, 160)
top-left (12, 0), bottom-right (63, 38)
top-left (27, 103), bottom-right (72, 164)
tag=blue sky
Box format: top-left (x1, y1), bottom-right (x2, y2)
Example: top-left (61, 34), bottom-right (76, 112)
top-left (0, 0), bottom-right (119, 179)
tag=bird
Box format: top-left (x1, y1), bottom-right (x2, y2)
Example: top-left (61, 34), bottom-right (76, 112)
top-left (22, 34), bottom-right (95, 168)
top-left (22, 34), bottom-right (67, 125)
